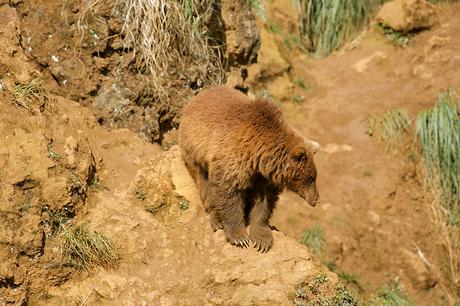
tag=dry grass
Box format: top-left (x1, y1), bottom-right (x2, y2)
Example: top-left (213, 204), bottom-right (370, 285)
top-left (61, 223), bottom-right (119, 270)
top-left (367, 108), bottom-right (411, 151)
top-left (13, 78), bottom-right (46, 113)
top-left (81, 0), bottom-right (225, 99)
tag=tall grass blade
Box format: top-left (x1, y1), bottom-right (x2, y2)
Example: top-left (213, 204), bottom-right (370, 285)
top-left (297, 0), bottom-right (382, 57)
top-left (416, 89), bottom-right (460, 215)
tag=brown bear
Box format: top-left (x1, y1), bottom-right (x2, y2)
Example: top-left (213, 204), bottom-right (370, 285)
top-left (179, 86), bottom-right (320, 252)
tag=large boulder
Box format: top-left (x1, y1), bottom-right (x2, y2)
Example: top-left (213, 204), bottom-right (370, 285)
top-left (376, 0), bottom-right (438, 32)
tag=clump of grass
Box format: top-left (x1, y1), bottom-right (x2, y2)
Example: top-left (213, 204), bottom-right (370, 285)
top-left (296, 0), bottom-right (382, 57)
top-left (378, 24), bottom-right (412, 48)
top-left (415, 90), bottom-right (460, 284)
top-left (337, 271), bottom-right (363, 292)
top-left (332, 285), bottom-right (358, 306)
top-left (47, 144), bottom-right (61, 161)
top-left (367, 108), bottom-right (411, 150)
top-left (13, 78), bottom-right (46, 113)
top-left (135, 189), bottom-right (146, 201)
top-left (294, 274), bottom-right (358, 306)
top-left (293, 95), bottom-right (305, 104)
top-left (308, 273), bottom-right (328, 294)
top-left (61, 223), bottom-right (119, 270)
top-left (365, 279), bottom-right (412, 306)
top-left (251, 0), bottom-right (266, 19)
top-left (178, 197), bottom-right (190, 210)
top-left (266, 20), bottom-right (282, 34)
top-left (83, 0), bottom-right (225, 99)
top-left (416, 89), bottom-right (460, 211)
top-left (293, 77), bottom-right (308, 90)
top-left (300, 224), bottom-right (325, 255)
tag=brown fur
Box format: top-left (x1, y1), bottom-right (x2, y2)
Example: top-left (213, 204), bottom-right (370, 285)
top-left (179, 86), bottom-right (320, 252)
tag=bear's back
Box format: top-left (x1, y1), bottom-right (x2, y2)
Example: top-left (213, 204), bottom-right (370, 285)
top-left (182, 86), bottom-right (283, 131)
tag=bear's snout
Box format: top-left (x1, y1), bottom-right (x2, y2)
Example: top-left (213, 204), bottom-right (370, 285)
top-left (308, 192), bottom-right (321, 207)
top-left (306, 185), bottom-right (320, 207)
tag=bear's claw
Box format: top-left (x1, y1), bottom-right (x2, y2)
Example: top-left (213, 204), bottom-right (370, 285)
top-left (250, 225), bottom-right (273, 253)
top-left (231, 237), bottom-right (250, 248)
top-left (227, 235), bottom-right (250, 248)
top-left (211, 221), bottom-right (224, 232)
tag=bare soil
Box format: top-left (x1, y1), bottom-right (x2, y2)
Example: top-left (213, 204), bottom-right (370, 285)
top-left (265, 2), bottom-right (460, 304)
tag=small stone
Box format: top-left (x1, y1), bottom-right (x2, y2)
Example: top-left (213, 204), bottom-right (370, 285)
top-left (367, 210), bottom-right (381, 226)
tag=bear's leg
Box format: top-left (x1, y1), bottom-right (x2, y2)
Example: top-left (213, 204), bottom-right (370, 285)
top-left (249, 186), bottom-right (280, 252)
top-left (212, 187), bottom-right (250, 247)
top-left (183, 158), bottom-right (209, 206)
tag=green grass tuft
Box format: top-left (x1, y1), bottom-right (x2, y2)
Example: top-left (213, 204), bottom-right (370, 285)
top-left (296, 0), bottom-right (382, 57)
top-left (365, 279), bottom-right (413, 306)
top-left (368, 108), bottom-right (411, 150)
top-left (251, 0), bottom-right (266, 19)
top-left (378, 24), bottom-right (413, 48)
top-left (416, 89), bottom-right (460, 213)
top-left (300, 224), bottom-right (325, 255)
top-left (61, 223), bottom-right (119, 270)
top-left (337, 271), bottom-right (363, 292)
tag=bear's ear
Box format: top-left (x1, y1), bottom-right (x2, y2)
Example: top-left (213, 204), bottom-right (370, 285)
top-left (307, 140), bottom-right (320, 154)
top-left (291, 146), bottom-right (307, 162)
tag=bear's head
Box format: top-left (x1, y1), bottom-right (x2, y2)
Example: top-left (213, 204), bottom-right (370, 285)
top-left (286, 140), bottom-right (320, 206)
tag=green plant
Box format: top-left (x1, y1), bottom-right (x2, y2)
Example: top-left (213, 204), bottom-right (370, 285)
top-left (367, 108), bottom-right (411, 150)
top-left (266, 20), bottom-right (282, 34)
top-left (284, 34), bottom-right (305, 51)
top-left (300, 224), bottom-right (325, 255)
top-left (293, 95), bottom-right (305, 104)
top-left (61, 223), bottom-right (119, 270)
top-left (293, 77), bottom-right (308, 90)
top-left (178, 198), bottom-right (190, 210)
top-left (135, 189), bottom-right (146, 201)
top-left (251, 0), bottom-right (266, 19)
top-left (296, 0), bottom-right (382, 57)
top-left (365, 279), bottom-right (412, 306)
top-left (378, 24), bottom-right (412, 47)
top-left (337, 271), bottom-right (363, 292)
top-left (416, 89), bottom-right (460, 211)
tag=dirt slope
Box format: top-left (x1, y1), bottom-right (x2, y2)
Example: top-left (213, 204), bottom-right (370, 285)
top-left (262, 2), bottom-right (460, 304)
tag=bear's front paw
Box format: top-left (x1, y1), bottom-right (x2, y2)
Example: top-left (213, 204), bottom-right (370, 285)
top-left (250, 225), bottom-right (273, 253)
top-left (225, 228), bottom-right (250, 248)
